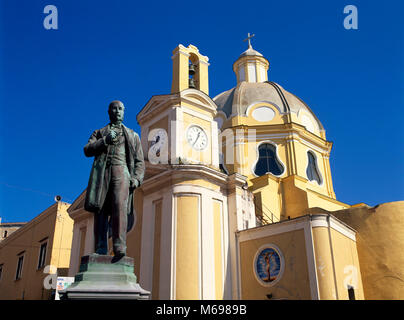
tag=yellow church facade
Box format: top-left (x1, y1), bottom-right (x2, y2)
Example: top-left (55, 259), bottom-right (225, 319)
top-left (64, 43), bottom-right (403, 300)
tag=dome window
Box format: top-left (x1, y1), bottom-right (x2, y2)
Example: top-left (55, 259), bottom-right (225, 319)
top-left (306, 151), bottom-right (322, 184)
top-left (254, 143), bottom-right (284, 177)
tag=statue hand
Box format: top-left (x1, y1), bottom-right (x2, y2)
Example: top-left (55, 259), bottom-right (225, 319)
top-left (105, 131), bottom-right (117, 145)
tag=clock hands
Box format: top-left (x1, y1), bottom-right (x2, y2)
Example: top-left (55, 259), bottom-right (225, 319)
top-left (192, 131), bottom-right (201, 147)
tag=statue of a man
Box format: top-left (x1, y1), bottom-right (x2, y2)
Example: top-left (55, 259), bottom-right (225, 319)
top-left (83, 100), bottom-right (145, 260)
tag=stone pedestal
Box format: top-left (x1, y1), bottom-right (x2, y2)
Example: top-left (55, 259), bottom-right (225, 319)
top-left (60, 254), bottom-right (150, 300)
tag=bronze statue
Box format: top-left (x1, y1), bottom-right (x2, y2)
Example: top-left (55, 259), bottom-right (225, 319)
top-left (84, 100), bottom-right (145, 260)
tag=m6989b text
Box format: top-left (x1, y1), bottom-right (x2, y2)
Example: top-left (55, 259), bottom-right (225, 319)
top-left (200, 304), bottom-right (247, 315)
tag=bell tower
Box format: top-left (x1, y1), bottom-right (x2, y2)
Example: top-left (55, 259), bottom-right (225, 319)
top-left (171, 44), bottom-right (210, 95)
top-left (135, 44), bottom-right (256, 300)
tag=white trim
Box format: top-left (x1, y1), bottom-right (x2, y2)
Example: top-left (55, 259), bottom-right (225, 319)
top-left (221, 195), bottom-right (232, 299)
top-left (182, 105), bottom-right (212, 122)
top-left (171, 192), bottom-right (177, 299)
top-left (171, 49), bottom-right (190, 60)
top-left (310, 215), bottom-right (357, 242)
top-left (140, 101), bottom-right (172, 128)
top-left (238, 219), bottom-right (308, 242)
top-left (198, 193), bottom-right (202, 300)
top-left (173, 107), bottom-right (183, 162)
top-left (223, 132), bottom-right (329, 154)
top-left (236, 233), bottom-right (242, 299)
top-left (217, 199), bottom-right (226, 299)
top-left (198, 59), bottom-right (210, 66)
top-left (140, 195), bottom-right (156, 292)
top-left (329, 219), bottom-right (356, 241)
top-left (304, 219), bottom-right (320, 300)
top-left (159, 192), bottom-right (173, 299)
top-left (245, 101), bottom-right (283, 117)
top-left (211, 119), bottom-right (219, 167)
top-left (180, 89), bottom-right (217, 112)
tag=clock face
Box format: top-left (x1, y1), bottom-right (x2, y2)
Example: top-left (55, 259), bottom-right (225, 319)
top-left (186, 125), bottom-right (208, 151)
top-left (149, 128), bottom-right (167, 157)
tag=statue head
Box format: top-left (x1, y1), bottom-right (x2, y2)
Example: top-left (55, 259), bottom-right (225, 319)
top-left (108, 100), bottom-right (125, 123)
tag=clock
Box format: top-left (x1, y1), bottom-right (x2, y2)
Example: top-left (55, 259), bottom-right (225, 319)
top-left (186, 125), bottom-right (208, 151)
top-left (149, 128), bottom-right (168, 163)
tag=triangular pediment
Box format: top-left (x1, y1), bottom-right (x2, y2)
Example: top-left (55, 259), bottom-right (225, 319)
top-left (180, 88), bottom-right (218, 114)
top-left (137, 94), bottom-right (180, 124)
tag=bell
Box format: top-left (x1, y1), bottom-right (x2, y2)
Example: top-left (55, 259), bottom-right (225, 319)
top-left (189, 78), bottom-right (196, 88)
top-left (189, 64), bottom-right (196, 75)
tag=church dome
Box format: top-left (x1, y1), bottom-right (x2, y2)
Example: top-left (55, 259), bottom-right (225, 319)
top-left (213, 81), bottom-right (325, 134)
top-left (214, 42), bottom-right (325, 137)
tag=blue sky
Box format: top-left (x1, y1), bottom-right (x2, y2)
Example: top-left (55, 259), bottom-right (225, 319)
top-left (0, 0), bottom-right (403, 223)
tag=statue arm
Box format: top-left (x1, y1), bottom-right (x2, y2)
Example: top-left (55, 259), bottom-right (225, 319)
top-left (84, 130), bottom-right (108, 157)
top-left (131, 132), bottom-right (145, 188)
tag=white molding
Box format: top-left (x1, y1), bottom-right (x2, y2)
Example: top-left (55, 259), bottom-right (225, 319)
top-left (211, 119), bottom-right (219, 167)
top-left (198, 59), bottom-right (210, 66)
top-left (330, 218), bottom-right (356, 241)
top-left (140, 195), bottom-right (155, 292)
top-left (245, 101), bottom-right (283, 117)
top-left (238, 219), bottom-right (308, 242)
top-left (158, 192), bottom-right (173, 299)
top-left (311, 215), bottom-right (356, 241)
top-left (182, 105), bottom-right (212, 122)
top-left (174, 107), bottom-right (183, 161)
top-left (223, 132), bottom-right (329, 154)
top-left (304, 219), bottom-right (320, 300)
top-left (171, 49), bottom-right (190, 60)
top-left (180, 89), bottom-right (217, 112)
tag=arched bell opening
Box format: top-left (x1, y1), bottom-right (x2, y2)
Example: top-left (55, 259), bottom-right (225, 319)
top-left (188, 53), bottom-right (199, 90)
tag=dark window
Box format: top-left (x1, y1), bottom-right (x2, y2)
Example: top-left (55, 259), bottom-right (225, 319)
top-left (0, 264), bottom-right (3, 281)
top-left (38, 242), bottom-right (47, 269)
top-left (254, 143), bottom-right (284, 177)
top-left (15, 255), bottom-right (24, 280)
top-left (306, 151), bottom-right (322, 184)
top-left (348, 286), bottom-right (355, 300)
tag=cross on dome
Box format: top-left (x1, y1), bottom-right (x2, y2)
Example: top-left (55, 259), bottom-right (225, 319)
top-left (243, 33), bottom-right (255, 49)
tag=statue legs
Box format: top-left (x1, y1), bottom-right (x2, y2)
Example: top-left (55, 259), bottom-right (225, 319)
top-left (94, 165), bottom-right (130, 256)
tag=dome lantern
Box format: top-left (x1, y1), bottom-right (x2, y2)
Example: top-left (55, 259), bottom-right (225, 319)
top-left (233, 33), bottom-right (270, 84)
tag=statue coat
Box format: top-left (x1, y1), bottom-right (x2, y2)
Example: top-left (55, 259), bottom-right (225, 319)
top-left (83, 124), bottom-right (145, 230)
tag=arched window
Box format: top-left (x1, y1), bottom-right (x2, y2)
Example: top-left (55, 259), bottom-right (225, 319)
top-left (306, 151), bottom-right (322, 184)
top-left (254, 143), bottom-right (284, 177)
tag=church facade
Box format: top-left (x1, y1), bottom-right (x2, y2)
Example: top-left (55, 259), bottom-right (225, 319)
top-left (66, 44), bottom-right (404, 300)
